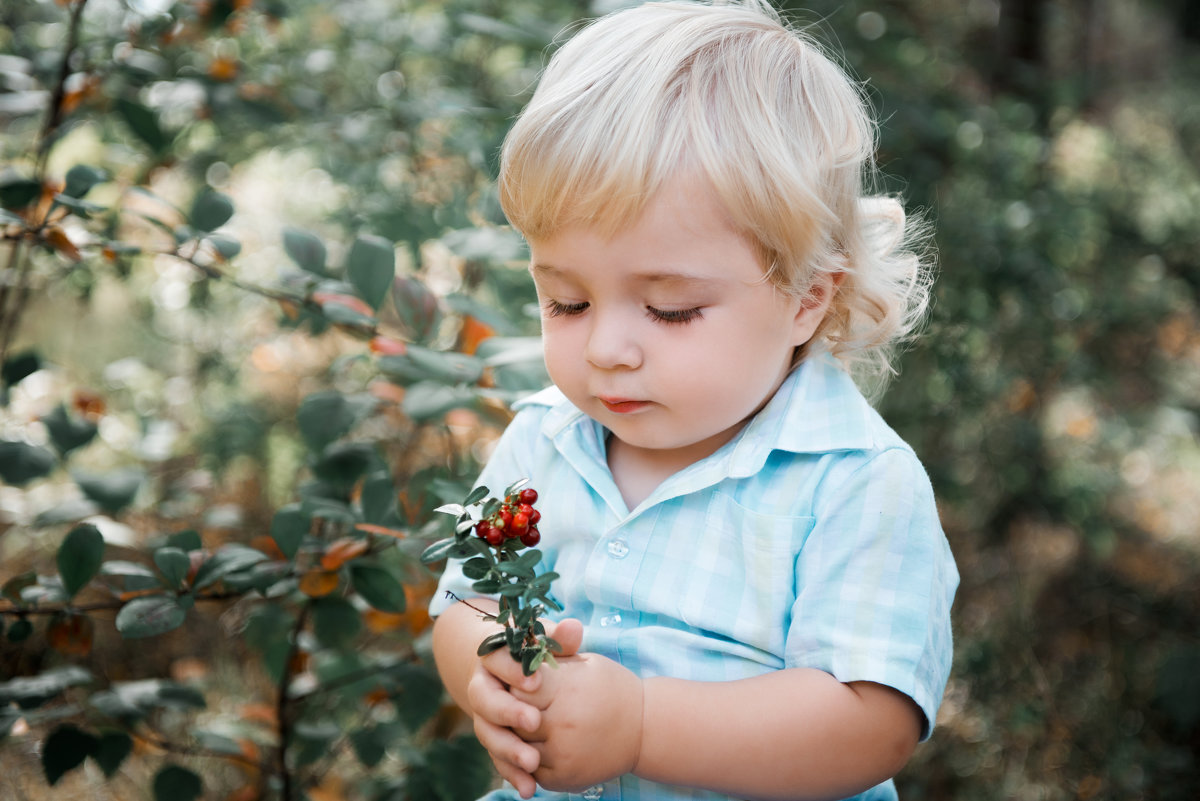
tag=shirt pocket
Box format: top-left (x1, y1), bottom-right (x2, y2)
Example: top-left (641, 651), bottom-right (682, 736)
top-left (671, 492), bottom-right (815, 660)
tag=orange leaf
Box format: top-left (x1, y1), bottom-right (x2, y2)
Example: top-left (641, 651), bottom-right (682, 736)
top-left (249, 534), bottom-right (284, 561)
top-left (354, 523), bottom-right (406, 539)
top-left (45, 226), bottom-right (82, 262)
top-left (459, 315), bottom-right (495, 356)
top-left (363, 688), bottom-right (391, 707)
top-left (239, 703), bottom-right (278, 727)
top-left (47, 614), bottom-right (93, 656)
top-left (320, 537), bottom-right (369, 571)
top-left (313, 292), bottom-right (374, 318)
top-left (278, 299), bottom-right (301, 321)
top-left (363, 608), bottom-right (407, 634)
top-left (368, 380), bottom-right (406, 405)
top-left (72, 389), bottom-right (106, 419)
top-left (225, 786), bottom-right (261, 801)
top-left (369, 335), bottom-right (408, 356)
top-left (208, 56), bottom-right (239, 82)
top-left (299, 569), bottom-right (340, 598)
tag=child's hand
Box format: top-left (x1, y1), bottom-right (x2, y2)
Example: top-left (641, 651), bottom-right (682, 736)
top-left (510, 650), bottom-right (644, 793)
top-left (467, 618), bottom-right (585, 799)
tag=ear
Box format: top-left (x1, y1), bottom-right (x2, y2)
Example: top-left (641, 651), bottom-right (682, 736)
top-left (789, 269), bottom-right (844, 347)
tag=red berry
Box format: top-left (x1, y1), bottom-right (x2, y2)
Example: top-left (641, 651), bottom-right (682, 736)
top-left (518, 488), bottom-right (538, 505)
top-left (510, 512), bottom-right (529, 536)
top-left (529, 509), bottom-right (541, 525)
top-left (484, 526), bottom-right (505, 547)
top-left (475, 520), bottom-right (490, 538)
top-left (497, 509), bottom-right (513, 529)
top-left (517, 503), bottom-right (534, 517)
top-left (520, 528), bottom-right (540, 547)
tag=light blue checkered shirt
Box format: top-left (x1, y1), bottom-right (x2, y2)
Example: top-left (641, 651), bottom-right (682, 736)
top-left (431, 356), bottom-right (958, 801)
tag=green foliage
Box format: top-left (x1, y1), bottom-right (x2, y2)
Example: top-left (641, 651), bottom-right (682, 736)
top-left (2, 0), bottom-right (1198, 799)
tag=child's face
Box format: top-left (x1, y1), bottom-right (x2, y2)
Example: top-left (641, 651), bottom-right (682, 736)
top-left (529, 175), bottom-right (833, 468)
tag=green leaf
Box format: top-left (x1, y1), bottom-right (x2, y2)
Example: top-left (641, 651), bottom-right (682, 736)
top-left (283, 227), bottom-right (327, 275)
top-left (2, 571), bottom-right (36, 602)
top-left (0, 665), bottom-right (93, 707)
top-left (115, 596), bottom-right (187, 638)
top-left (90, 679), bottom-right (206, 720)
top-left (57, 523), bottom-right (105, 598)
top-left (377, 345), bottom-right (485, 386)
top-left (114, 98), bottom-right (170, 152)
top-left (462, 557), bottom-right (490, 580)
top-left (420, 537), bottom-right (457, 564)
top-left (0, 440), bottom-right (56, 486)
top-left (63, 165), bottom-right (108, 199)
top-left (312, 596), bottom-right (362, 647)
top-left (296, 391), bottom-right (376, 452)
top-left (422, 734), bottom-right (493, 801)
top-left (350, 563), bottom-right (407, 613)
top-left (153, 546), bottom-right (190, 589)
top-left (191, 544), bottom-right (269, 590)
top-left (42, 724), bottom-right (98, 785)
top-left (476, 631), bottom-right (507, 657)
top-left (207, 233), bottom-right (242, 260)
top-left (389, 663), bottom-right (445, 731)
top-left (347, 234), bottom-right (395, 310)
top-left (361, 471), bottom-right (397, 525)
top-left (166, 529), bottom-right (203, 552)
top-left (270, 504), bottom-right (309, 560)
top-left (92, 731), bottom-right (133, 777)
top-left (402, 382), bottom-right (478, 422)
top-left (153, 764), bottom-right (202, 801)
top-left (40, 404), bottom-right (97, 456)
top-left (190, 189), bottom-right (234, 232)
top-left (2, 349), bottom-right (42, 387)
top-left (350, 726), bottom-right (389, 767)
top-left (73, 468), bottom-right (143, 514)
top-left (6, 619), bottom-right (32, 642)
top-left (312, 441), bottom-right (376, 497)
top-left (0, 175), bottom-right (40, 211)
top-left (392, 276), bottom-right (442, 342)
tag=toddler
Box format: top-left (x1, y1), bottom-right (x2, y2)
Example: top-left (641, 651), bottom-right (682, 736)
top-left (430, 2), bottom-right (958, 800)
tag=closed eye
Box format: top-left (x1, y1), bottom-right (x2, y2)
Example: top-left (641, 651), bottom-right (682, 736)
top-left (647, 306), bottom-right (703, 324)
top-left (544, 299), bottom-right (589, 317)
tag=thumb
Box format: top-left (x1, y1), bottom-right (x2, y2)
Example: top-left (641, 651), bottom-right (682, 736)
top-left (549, 617), bottom-right (584, 657)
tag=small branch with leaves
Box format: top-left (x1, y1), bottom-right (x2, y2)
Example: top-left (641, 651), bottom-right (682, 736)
top-left (421, 480), bottom-right (562, 676)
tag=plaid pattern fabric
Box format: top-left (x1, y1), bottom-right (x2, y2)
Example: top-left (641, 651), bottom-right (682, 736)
top-left (432, 356), bottom-right (958, 801)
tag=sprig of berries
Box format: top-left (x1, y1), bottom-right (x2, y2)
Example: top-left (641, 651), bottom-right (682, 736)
top-left (421, 479), bottom-right (561, 676)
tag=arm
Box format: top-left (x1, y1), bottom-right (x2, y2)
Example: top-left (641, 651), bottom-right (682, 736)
top-left (430, 599), bottom-right (584, 799)
top-left (515, 660), bottom-right (920, 801)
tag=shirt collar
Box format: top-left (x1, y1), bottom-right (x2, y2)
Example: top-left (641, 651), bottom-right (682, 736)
top-left (516, 355), bottom-right (879, 471)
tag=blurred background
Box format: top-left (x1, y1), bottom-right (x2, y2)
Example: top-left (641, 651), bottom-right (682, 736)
top-left (1, 0), bottom-right (1198, 799)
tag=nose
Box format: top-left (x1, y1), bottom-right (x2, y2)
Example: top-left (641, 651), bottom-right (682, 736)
top-left (584, 309), bottom-right (642, 370)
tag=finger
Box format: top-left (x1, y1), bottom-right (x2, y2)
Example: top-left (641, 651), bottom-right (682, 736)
top-left (491, 752), bottom-right (539, 799)
top-left (468, 666), bottom-right (542, 731)
top-left (549, 618), bottom-right (584, 657)
top-left (481, 648), bottom-right (542, 694)
top-left (475, 714), bottom-right (542, 775)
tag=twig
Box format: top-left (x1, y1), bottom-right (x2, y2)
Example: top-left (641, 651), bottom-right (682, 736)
top-left (0, 589), bottom-right (249, 617)
top-left (37, 0), bottom-right (90, 169)
top-left (277, 601), bottom-right (311, 801)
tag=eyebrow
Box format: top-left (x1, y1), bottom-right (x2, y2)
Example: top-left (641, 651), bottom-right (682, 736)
top-left (531, 262), bottom-right (719, 287)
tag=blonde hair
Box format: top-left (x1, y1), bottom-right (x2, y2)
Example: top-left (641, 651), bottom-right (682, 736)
top-left (499, 0), bottom-right (932, 388)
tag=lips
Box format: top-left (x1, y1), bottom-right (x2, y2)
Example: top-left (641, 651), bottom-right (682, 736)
top-left (598, 397), bottom-right (650, 414)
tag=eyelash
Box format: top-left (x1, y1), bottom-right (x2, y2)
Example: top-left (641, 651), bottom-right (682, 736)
top-left (543, 300), bottom-right (703, 325)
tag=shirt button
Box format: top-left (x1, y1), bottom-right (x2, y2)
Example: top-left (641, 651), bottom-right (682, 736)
top-left (607, 539), bottom-right (629, 559)
top-left (582, 786), bottom-right (603, 801)
top-left (600, 613), bottom-right (622, 627)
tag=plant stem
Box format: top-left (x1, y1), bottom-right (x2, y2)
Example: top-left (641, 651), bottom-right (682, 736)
top-left (37, 0), bottom-right (90, 170)
top-left (277, 601), bottom-right (311, 801)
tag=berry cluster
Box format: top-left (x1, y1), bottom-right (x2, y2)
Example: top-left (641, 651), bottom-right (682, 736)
top-left (474, 487), bottom-right (541, 548)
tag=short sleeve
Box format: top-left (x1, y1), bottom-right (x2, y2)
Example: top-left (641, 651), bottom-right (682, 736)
top-left (784, 447), bottom-right (958, 740)
top-left (427, 406), bottom-right (544, 618)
